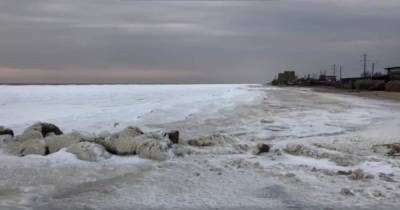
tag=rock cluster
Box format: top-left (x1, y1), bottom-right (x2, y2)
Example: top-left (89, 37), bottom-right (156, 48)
top-left (0, 122), bottom-right (244, 161)
top-left (0, 122), bottom-right (182, 162)
top-left (284, 143), bottom-right (356, 166)
top-left (1, 123), bottom-right (246, 162)
top-left (66, 142), bottom-right (111, 161)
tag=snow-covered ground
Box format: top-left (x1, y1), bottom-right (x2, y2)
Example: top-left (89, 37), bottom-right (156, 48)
top-left (1, 85), bottom-right (400, 209)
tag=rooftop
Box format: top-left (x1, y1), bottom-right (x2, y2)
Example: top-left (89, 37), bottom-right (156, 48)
top-left (385, 66), bottom-right (400, 71)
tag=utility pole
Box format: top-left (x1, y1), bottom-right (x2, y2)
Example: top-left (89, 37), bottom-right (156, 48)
top-left (339, 65), bottom-right (342, 81)
top-left (333, 64), bottom-right (336, 77)
top-left (362, 53), bottom-right (367, 77)
top-left (371, 63), bottom-right (375, 79)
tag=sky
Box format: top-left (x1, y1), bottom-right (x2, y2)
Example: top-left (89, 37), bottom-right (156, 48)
top-left (0, 0), bottom-right (399, 84)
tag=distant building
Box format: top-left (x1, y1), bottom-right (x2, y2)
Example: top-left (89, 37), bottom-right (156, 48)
top-left (277, 71), bottom-right (297, 84)
top-left (385, 66), bottom-right (400, 80)
top-left (319, 74), bottom-right (336, 82)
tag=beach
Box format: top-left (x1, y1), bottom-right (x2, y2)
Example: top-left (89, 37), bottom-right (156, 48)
top-left (1, 85), bottom-right (400, 209)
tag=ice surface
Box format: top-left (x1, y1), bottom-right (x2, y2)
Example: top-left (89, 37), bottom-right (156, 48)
top-left (1, 85), bottom-right (400, 209)
top-left (0, 84), bottom-right (260, 134)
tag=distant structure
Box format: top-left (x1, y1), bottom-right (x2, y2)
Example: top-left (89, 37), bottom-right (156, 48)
top-left (275, 71), bottom-right (297, 85)
top-left (269, 62), bottom-right (400, 92)
top-left (319, 74), bottom-right (336, 82)
top-left (385, 66), bottom-right (400, 80)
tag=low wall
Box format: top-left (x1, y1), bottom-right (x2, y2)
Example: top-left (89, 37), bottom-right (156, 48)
top-left (355, 80), bottom-right (385, 91)
top-left (386, 81), bottom-right (400, 92)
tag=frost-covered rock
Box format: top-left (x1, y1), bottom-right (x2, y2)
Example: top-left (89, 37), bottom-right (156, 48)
top-left (285, 143), bottom-right (304, 154)
top-left (16, 122), bottom-right (63, 142)
top-left (96, 132), bottom-right (137, 155)
top-left (21, 122), bottom-right (63, 139)
top-left (16, 130), bottom-right (43, 142)
top-left (66, 142), bottom-right (111, 161)
top-left (45, 132), bottom-right (84, 154)
top-left (284, 143), bottom-right (356, 166)
top-left (187, 134), bottom-right (231, 147)
top-left (94, 127), bottom-right (151, 155)
top-left (348, 169), bottom-right (374, 180)
top-left (19, 138), bottom-right (47, 156)
top-left (118, 126), bottom-right (144, 138)
top-left (137, 139), bottom-right (169, 161)
top-left (0, 134), bottom-right (13, 143)
top-left (0, 126), bottom-right (14, 136)
top-left (0, 135), bottom-right (14, 151)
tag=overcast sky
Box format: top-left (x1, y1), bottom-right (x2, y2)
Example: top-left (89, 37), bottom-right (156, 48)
top-left (0, 0), bottom-right (399, 84)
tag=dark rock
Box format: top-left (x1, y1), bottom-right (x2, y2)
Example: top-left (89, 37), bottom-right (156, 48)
top-left (340, 188), bottom-right (354, 196)
top-left (337, 170), bottom-right (352, 175)
top-left (253, 143), bottom-right (271, 155)
top-left (164, 130), bottom-right (179, 144)
top-left (38, 123), bottom-right (63, 136)
top-left (23, 122), bottom-right (63, 138)
top-left (0, 126), bottom-right (14, 137)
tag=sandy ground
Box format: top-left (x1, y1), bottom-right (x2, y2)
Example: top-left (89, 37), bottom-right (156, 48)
top-left (1, 85), bottom-right (400, 210)
top-left (314, 86), bottom-right (400, 102)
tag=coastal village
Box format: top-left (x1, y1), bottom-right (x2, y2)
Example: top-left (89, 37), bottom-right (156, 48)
top-left (271, 55), bottom-right (400, 92)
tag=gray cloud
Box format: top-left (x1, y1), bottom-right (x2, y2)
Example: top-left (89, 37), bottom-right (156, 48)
top-left (0, 0), bottom-right (399, 83)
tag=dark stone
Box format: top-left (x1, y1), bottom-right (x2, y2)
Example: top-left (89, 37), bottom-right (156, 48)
top-left (34, 122), bottom-right (63, 137)
top-left (0, 126), bottom-right (14, 136)
top-left (337, 170), bottom-right (352, 175)
top-left (41, 123), bottom-right (63, 136)
top-left (254, 143), bottom-right (271, 155)
top-left (164, 130), bottom-right (179, 144)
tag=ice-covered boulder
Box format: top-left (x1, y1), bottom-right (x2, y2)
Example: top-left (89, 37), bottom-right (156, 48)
top-left (26, 122), bottom-right (63, 137)
top-left (17, 122), bottom-right (63, 142)
top-left (0, 135), bottom-right (14, 151)
top-left (348, 169), bottom-right (374, 180)
top-left (187, 134), bottom-right (231, 147)
top-left (118, 126), bottom-right (144, 138)
top-left (93, 127), bottom-right (148, 155)
top-left (17, 129), bottom-right (43, 142)
top-left (0, 126), bottom-right (14, 137)
top-left (102, 133), bottom-right (136, 155)
top-left (0, 134), bottom-right (13, 144)
top-left (45, 132), bottom-right (84, 154)
top-left (137, 139), bottom-right (170, 161)
top-left (19, 138), bottom-right (47, 156)
top-left (285, 143), bottom-right (305, 154)
top-left (66, 142), bottom-right (111, 161)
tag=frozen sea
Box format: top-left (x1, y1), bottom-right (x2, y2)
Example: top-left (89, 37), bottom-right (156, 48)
top-left (0, 84), bottom-right (260, 134)
top-left (1, 84), bottom-right (400, 209)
